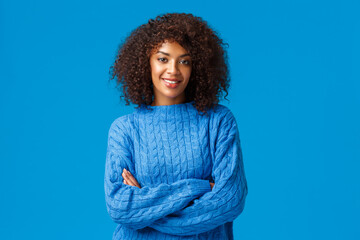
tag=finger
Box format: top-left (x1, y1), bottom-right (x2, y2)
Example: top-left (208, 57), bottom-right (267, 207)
top-left (122, 171), bottom-right (128, 181)
top-left (122, 172), bottom-right (134, 186)
top-left (122, 169), bottom-right (140, 188)
top-left (134, 181), bottom-right (141, 188)
top-left (122, 170), bottom-right (136, 186)
top-left (124, 171), bottom-right (138, 187)
top-left (125, 170), bottom-right (141, 188)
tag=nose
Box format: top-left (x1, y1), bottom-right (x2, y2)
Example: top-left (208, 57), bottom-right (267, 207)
top-left (167, 60), bottom-right (179, 75)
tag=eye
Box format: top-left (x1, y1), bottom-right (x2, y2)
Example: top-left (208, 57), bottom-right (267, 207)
top-left (158, 57), bottom-right (167, 63)
top-left (179, 59), bottom-right (190, 65)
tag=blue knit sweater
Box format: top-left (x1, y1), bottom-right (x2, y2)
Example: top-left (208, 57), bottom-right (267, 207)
top-left (104, 101), bottom-right (248, 239)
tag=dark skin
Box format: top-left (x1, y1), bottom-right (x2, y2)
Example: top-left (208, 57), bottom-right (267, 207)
top-left (122, 168), bottom-right (215, 190)
top-left (110, 13), bottom-right (230, 115)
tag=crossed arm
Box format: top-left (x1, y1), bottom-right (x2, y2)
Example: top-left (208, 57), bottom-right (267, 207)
top-left (104, 110), bottom-right (248, 236)
top-left (122, 168), bottom-right (215, 190)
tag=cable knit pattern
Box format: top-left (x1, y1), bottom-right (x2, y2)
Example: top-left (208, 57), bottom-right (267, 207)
top-left (104, 101), bottom-right (248, 239)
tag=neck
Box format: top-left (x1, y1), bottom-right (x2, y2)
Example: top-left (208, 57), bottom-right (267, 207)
top-left (151, 95), bottom-right (187, 106)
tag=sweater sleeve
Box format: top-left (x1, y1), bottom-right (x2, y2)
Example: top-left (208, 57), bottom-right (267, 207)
top-left (149, 110), bottom-right (248, 236)
top-left (104, 116), bottom-right (212, 230)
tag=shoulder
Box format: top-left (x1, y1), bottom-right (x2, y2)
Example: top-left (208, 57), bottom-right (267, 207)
top-left (207, 104), bottom-right (238, 135)
top-left (110, 114), bottom-right (129, 129)
top-left (209, 104), bottom-right (236, 122)
top-left (108, 112), bottom-right (134, 138)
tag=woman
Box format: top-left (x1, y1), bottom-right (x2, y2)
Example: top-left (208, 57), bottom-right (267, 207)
top-left (105, 13), bottom-right (248, 240)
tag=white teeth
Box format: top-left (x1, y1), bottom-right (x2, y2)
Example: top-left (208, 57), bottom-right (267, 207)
top-left (164, 79), bottom-right (178, 84)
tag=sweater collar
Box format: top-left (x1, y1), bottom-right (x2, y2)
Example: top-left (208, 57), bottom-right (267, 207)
top-left (137, 101), bottom-right (196, 115)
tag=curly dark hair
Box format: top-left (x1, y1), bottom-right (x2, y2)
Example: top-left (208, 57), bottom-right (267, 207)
top-left (109, 12), bottom-right (230, 115)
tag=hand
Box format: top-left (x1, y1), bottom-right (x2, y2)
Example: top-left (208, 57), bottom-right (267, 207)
top-left (122, 169), bottom-right (141, 189)
top-left (210, 182), bottom-right (215, 190)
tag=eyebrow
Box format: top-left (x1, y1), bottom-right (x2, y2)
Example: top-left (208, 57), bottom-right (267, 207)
top-left (156, 51), bottom-right (190, 57)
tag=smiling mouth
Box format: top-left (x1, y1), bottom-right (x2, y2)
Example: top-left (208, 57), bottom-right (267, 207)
top-left (162, 78), bottom-right (181, 88)
top-left (162, 78), bottom-right (181, 83)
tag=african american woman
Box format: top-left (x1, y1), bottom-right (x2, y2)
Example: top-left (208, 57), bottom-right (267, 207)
top-left (104, 12), bottom-right (248, 240)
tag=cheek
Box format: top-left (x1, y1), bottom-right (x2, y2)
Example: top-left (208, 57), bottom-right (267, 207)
top-left (150, 63), bottom-right (164, 77)
top-left (183, 68), bottom-right (192, 81)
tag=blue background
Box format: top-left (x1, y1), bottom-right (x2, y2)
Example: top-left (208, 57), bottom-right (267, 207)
top-left (1, 0), bottom-right (359, 239)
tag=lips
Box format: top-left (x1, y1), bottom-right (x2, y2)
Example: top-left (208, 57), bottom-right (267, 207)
top-left (162, 78), bottom-right (181, 82)
top-left (162, 78), bottom-right (181, 88)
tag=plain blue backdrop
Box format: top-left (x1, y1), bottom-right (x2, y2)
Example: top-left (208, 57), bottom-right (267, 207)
top-left (1, 0), bottom-right (359, 239)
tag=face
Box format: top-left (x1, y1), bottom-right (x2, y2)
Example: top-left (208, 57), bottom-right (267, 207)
top-left (149, 40), bottom-right (192, 106)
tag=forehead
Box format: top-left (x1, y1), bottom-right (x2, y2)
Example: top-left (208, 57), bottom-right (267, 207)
top-left (151, 40), bottom-right (189, 56)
